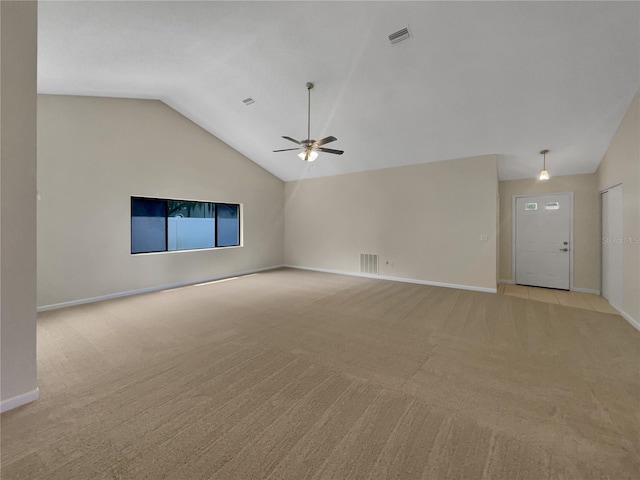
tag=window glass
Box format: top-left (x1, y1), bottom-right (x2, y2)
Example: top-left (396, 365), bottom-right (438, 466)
top-left (131, 197), bottom-right (240, 253)
top-left (167, 200), bottom-right (215, 251)
top-left (216, 204), bottom-right (240, 247)
top-left (131, 197), bottom-right (166, 253)
top-left (525, 202), bottom-right (537, 211)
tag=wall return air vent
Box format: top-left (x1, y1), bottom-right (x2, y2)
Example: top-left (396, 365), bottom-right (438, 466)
top-left (388, 27), bottom-right (411, 45)
top-left (360, 253), bottom-right (379, 275)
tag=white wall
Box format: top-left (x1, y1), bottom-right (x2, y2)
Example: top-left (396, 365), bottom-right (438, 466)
top-left (284, 155), bottom-right (498, 291)
top-left (597, 89), bottom-right (639, 325)
top-left (37, 95), bottom-right (284, 308)
top-left (0, 1), bottom-right (39, 410)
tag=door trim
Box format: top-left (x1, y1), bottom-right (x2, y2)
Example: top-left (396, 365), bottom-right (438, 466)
top-left (512, 192), bottom-right (574, 290)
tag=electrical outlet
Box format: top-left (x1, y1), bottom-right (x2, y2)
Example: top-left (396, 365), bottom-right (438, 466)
top-left (480, 234), bottom-right (488, 241)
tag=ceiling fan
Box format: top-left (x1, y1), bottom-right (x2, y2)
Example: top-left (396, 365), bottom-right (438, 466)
top-left (273, 82), bottom-right (344, 162)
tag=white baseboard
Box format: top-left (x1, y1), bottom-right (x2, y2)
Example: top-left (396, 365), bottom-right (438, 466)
top-left (1, 388), bottom-right (39, 413)
top-left (616, 308), bottom-right (640, 333)
top-left (571, 287), bottom-right (600, 295)
top-left (498, 279), bottom-right (514, 284)
top-left (37, 265), bottom-right (285, 312)
top-left (284, 265), bottom-right (497, 294)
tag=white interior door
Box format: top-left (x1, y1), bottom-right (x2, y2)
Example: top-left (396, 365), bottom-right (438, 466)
top-left (601, 185), bottom-right (623, 309)
top-left (515, 194), bottom-right (571, 289)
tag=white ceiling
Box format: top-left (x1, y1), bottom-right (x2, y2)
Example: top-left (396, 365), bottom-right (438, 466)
top-left (38, 1), bottom-right (639, 182)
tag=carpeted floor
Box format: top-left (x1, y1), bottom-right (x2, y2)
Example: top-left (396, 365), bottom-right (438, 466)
top-left (1, 268), bottom-right (638, 479)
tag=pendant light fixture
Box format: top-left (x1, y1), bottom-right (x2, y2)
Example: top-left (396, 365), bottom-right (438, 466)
top-left (539, 149), bottom-right (550, 180)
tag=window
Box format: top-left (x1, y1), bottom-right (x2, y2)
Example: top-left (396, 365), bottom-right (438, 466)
top-left (131, 198), bottom-right (166, 254)
top-left (168, 200), bottom-right (215, 251)
top-left (131, 197), bottom-right (240, 254)
top-left (216, 203), bottom-right (240, 247)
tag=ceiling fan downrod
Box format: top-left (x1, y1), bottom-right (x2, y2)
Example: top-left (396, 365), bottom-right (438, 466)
top-left (305, 82), bottom-right (313, 146)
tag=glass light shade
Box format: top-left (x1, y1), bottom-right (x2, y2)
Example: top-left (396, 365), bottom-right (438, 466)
top-left (539, 169), bottom-right (550, 180)
top-left (298, 150), bottom-right (318, 162)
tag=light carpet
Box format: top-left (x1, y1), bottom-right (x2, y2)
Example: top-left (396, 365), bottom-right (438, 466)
top-left (1, 268), bottom-right (638, 479)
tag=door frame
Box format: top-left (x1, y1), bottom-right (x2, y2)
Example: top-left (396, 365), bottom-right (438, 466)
top-left (512, 192), bottom-right (574, 290)
top-left (599, 182), bottom-right (623, 307)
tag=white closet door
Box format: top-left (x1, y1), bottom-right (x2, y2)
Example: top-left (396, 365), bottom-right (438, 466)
top-left (601, 185), bottom-right (623, 309)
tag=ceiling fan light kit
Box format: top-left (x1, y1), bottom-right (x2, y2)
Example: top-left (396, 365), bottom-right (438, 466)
top-left (273, 82), bottom-right (344, 162)
top-left (298, 150), bottom-right (318, 162)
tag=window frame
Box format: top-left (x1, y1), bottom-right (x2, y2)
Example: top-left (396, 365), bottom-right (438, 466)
top-left (131, 196), bottom-right (242, 255)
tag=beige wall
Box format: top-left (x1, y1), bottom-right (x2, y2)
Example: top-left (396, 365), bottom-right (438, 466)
top-left (597, 89), bottom-right (639, 324)
top-left (285, 155), bottom-right (498, 291)
top-left (499, 174), bottom-right (600, 292)
top-left (37, 95), bottom-right (284, 307)
top-left (0, 1), bottom-right (38, 407)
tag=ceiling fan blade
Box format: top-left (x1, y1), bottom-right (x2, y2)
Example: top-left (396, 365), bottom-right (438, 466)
top-left (273, 147), bottom-right (303, 153)
top-left (282, 136), bottom-right (303, 145)
top-left (316, 147), bottom-right (344, 155)
top-left (313, 136), bottom-right (337, 147)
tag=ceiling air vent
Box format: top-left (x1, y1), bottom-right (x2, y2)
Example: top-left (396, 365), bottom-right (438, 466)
top-left (242, 97), bottom-right (255, 106)
top-left (388, 27), bottom-right (411, 45)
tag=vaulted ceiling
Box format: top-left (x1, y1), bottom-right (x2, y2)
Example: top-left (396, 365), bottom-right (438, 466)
top-left (38, 1), bottom-right (639, 181)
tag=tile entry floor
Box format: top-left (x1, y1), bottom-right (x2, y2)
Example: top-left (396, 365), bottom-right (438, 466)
top-left (498, 283), bottom-right (619, 314)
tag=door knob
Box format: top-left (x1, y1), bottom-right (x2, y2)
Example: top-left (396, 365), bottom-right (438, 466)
top-left (560, 248), bottom-right (569, 252)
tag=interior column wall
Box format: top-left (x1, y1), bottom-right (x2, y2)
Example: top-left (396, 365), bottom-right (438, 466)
top-left (0, 1), bottom-right (39, 410)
